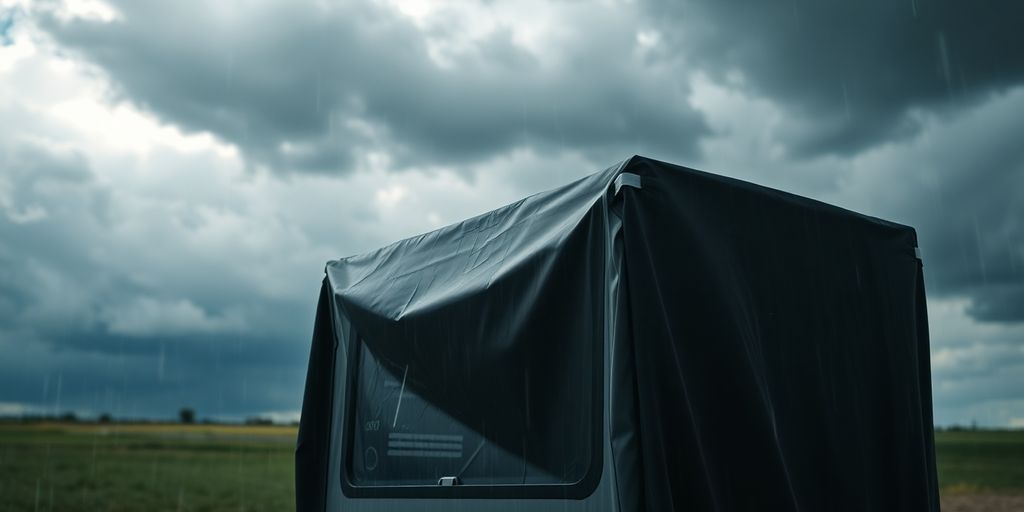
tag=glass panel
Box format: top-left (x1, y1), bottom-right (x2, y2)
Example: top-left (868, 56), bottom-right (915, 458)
top-left (349, 337), bottom-right (594, 487)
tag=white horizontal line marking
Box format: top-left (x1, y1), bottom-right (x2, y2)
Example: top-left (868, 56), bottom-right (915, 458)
top-left (387, 449), bottom-right (463, 458)
top-left (387, 441), bottom-right (462, 450)
top-left (388, 433), bottom-right (463, 442)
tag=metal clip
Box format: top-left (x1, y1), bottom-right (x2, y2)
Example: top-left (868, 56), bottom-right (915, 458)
top-left (614, 173), bottom-right (642, 195)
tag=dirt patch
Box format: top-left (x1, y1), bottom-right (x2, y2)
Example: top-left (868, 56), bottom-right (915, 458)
top-left (941, 493), bottom-right (1024, 512)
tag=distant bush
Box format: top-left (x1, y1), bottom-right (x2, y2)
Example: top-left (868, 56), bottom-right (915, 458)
top-left (179, 408), bottom-right (195, 424)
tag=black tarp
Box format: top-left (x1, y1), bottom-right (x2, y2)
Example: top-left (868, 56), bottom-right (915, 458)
top-left (297, 155), bottom-right (939, 511)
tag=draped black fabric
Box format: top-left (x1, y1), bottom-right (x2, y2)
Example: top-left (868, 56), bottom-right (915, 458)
top-left (619, 158), bottom-right (938, 511)
top-left (295, 281), bottom-right (337, 512)
top-left (296, 155), bottom-right (940, 511)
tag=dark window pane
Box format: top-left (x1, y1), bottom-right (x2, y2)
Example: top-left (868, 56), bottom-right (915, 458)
top-left (349, 335), bottom-right (594, 487)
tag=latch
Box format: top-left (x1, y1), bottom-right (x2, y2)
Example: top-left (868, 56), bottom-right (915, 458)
top-left (438, 476), bottom-right (461, 487)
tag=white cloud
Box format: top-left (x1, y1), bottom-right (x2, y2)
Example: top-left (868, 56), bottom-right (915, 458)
top-left (102, 297), bottom-right (246, 337)
top-left (0, 401), bottom-right (45, 416)
top-left (687, 72), bottom-right (853, 198)
top-left (256, 409), bottom-right (301, 424)
top-left (925, 297), bottom-right (1024, 426)
top-left (51, 0), bottom-right (121, 23)
top-left (928, 298), bottom-right (1024, 350)
top-left (49, 98), bottom-right (237, 158)
top-left (635, 29), bottom-right (660, 50)
top-left (377, 0), bottom-right (585, 68)
top-left (374, 184), bottom-right (408, 209)
top-left (0, 16), bottom-right (36, 72)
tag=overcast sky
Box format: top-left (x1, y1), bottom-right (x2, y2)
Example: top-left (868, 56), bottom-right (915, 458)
top-left (1, 0), bottom-right (1022, 426)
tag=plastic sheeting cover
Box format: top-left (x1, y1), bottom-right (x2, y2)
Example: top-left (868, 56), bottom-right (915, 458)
top-left (297, 155), bottom-right (939, 511)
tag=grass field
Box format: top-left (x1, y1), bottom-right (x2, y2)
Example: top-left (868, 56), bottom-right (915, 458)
top-left (0, 423), bottom-right (295, 512)
top-left (0, 423), bottom-right (1020, 511)
top-left (935, 429), bottom-right (1024, 493)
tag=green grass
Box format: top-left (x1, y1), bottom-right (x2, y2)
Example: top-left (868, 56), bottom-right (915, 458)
top-left (0, 424), bottom-right (1020, 511)
top-left (0, 423), bottom-right (296, 512)
top-left (935, 429), bottom-right (1024, 494)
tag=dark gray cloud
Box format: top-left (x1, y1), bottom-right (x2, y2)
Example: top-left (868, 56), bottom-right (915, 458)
top-left (647, 0), bottom-right (1024, 156)
top-left (2, 0), bottom-right (1022, 426)
top-left (0, 134), bottom-right (322, 418)
top-left (820, 87), bottom-right (1024, 323)
top-left (0, 328), bottom-right (308, 420)
top-left (968, 287), bottom-right (1024, 323)
top-left (38, 0), bottom-right (707, 174)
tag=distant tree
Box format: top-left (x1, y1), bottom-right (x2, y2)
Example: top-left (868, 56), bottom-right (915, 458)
top-left (179, 407), bottom-right (195, 424)
top-left (59, 411), bottom-right (78, 423)
top-left (98, 413), bottom-right (112, 424)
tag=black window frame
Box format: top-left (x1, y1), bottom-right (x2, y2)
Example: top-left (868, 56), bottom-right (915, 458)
top-left (339, 331), bottom-right (604, 500)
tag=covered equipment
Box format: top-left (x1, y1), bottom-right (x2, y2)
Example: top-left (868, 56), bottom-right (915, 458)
top-left (296, 156), bottom-right (939, 511)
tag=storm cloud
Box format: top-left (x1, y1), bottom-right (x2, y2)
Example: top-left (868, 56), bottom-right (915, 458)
top-left (0, 0), bottom-right (1021, 425)
top-left (38, 0), bottom-right (707, 173)
top-left (646, 0), bottom-right (1024, 156)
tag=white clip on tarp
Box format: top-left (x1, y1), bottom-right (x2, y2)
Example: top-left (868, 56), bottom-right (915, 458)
top-left (614, 173), bottom-right (642, 195)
